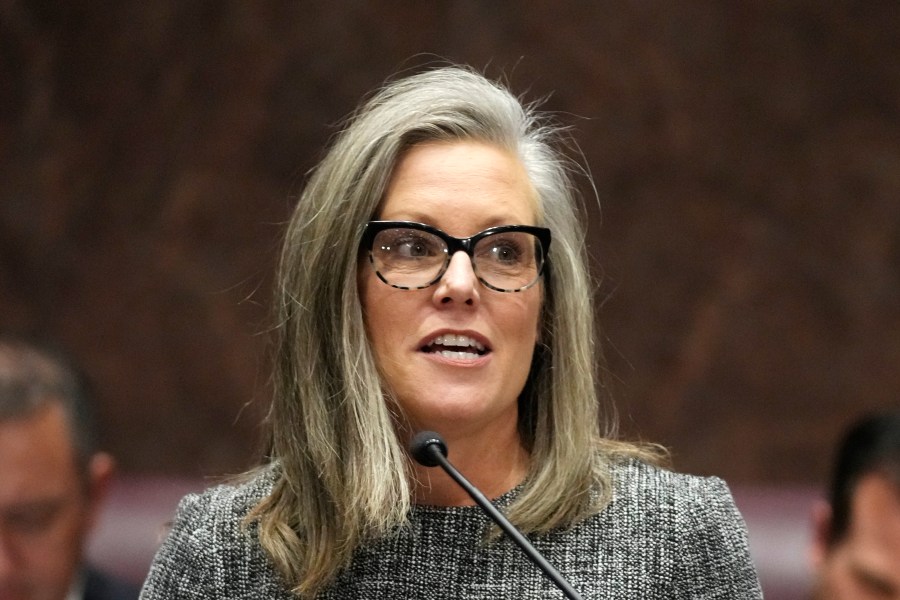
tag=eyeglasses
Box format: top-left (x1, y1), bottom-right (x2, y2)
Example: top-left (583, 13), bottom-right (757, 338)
top-left (361, 221), bottom-right (551, 293)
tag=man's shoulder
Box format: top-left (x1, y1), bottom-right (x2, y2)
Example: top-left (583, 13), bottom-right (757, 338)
top-left (83, 567), bottom-right (140, 600)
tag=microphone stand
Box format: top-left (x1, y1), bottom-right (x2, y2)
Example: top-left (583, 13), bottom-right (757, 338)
top-left (411, 431), bottom-right (584, 600)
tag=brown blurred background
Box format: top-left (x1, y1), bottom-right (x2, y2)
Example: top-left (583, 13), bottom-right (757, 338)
top-left (1, 1), bottom-right (898, 485)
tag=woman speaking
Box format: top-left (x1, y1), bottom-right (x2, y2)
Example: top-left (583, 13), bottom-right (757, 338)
top-left (141, 65), bottom-right (762, 599)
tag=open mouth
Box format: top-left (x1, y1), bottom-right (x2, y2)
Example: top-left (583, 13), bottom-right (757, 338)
top-left (421, 333), bottom-right (489, 360)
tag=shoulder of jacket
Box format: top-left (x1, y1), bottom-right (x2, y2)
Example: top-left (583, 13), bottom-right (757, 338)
top-left (171, 463), bottom-right (279, 531)
top-left (607, 458), bottom-right (731, 506)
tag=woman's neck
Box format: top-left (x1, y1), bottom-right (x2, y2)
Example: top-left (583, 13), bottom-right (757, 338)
top-left (409, 427), bottom-right (529, 506)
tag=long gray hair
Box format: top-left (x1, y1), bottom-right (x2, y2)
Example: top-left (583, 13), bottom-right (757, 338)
top-left (249, 65), bottom-right (660, 597)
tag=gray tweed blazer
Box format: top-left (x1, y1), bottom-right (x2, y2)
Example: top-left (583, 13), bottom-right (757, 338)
top-left (141, 459), bottom-right (762, 599)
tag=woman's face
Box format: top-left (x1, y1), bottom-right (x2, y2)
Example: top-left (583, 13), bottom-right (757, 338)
top-left (359, 140), bottom-right (542, 440)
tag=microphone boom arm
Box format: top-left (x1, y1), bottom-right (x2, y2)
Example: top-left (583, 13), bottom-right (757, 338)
top-left (416, 437), bottom-right (585, 600)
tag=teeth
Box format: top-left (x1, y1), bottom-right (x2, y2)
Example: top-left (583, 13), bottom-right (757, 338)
top-left (430, 334), bottom-right (486, 351)
top-left (437, 350), bottom-right (481, 360)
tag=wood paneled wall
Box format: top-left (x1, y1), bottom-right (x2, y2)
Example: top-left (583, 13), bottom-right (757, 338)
top-left (2, 2), bottom-right (898, 483)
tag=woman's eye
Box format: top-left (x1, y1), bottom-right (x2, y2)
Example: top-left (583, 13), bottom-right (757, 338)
top-left (494, 245), bottom-right (520, 262)
top-left (483, 239), bottom-right (524, 264)
top-left (380, 231), bottom-right (443, 260)
top-left (397, 239), bottom-right (431, 257)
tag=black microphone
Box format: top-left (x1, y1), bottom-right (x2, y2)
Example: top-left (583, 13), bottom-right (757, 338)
top-left (409, 431), bottom-right (584, 600)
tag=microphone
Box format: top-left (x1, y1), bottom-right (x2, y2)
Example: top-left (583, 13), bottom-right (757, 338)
top-left (409, 431), bottom-right (584, 600)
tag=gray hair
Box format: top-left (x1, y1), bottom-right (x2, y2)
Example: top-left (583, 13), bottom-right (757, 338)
top-left (250, 65), bottom-right (660, 597)
top-left (0, 335), bottom-right (98, 471)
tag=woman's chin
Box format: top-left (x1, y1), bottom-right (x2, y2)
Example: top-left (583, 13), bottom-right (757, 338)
top-left (402, 398), bottom-right (515, 438)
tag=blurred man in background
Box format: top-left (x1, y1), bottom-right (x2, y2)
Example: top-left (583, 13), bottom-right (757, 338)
top-left (810, 411), bottom-right (900, 599)
top-left (0, 335), bottom-right (138, 600)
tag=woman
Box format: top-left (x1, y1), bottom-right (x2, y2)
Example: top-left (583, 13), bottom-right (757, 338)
top-left (141, 65), bottom-right (762, 598)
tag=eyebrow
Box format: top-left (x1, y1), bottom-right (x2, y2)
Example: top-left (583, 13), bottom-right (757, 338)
top-left (850, 561), bottom-right (898, 596)
top-left (1, 496), bottom-right (65, 517)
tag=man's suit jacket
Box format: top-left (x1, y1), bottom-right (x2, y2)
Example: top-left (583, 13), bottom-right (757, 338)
top-left (84, 567), bottom-right (140, 600)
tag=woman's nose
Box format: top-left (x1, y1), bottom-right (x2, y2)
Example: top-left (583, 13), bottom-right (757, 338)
top-left (433, 251), bottom-right (480, 306)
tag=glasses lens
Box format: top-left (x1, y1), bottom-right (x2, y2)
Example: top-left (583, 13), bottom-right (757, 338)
top-left (473, 231), bottom-right (544, 291)
top-left (370, 227), bottom-right (448, 289)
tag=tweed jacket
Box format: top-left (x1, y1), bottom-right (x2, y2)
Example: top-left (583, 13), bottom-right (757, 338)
top-left (141, 459), bottom-right (762, 599)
